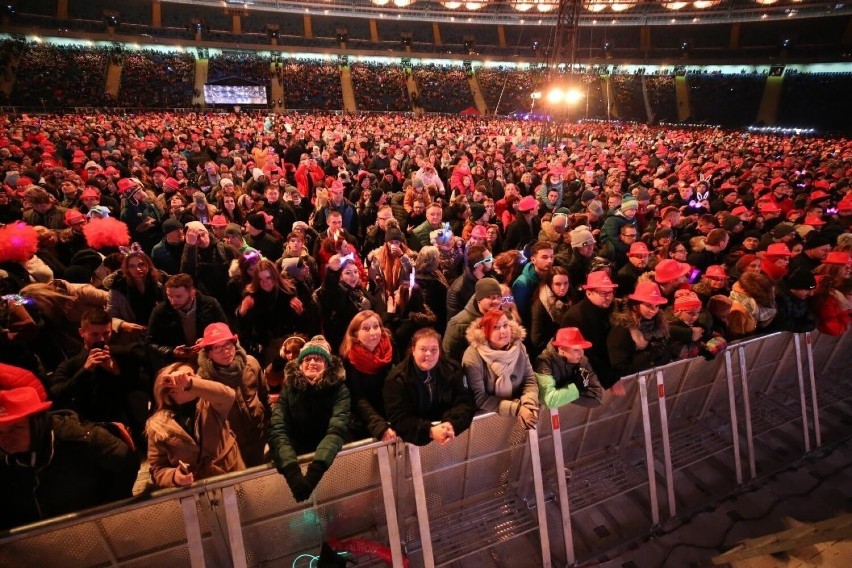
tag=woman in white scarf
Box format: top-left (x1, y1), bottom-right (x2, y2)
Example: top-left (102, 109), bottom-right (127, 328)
top-left (529, 266), bottom-right (572, 357)
top-left (462, 308), bottom-right (539, 429)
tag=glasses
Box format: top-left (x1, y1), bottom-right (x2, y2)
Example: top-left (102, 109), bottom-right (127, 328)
top-left (621, 233), bottom-right (638, 239)
top-left (210, 342), bottom-right (236, 354)
top-left (474, 256), bottom-right (494, 268)
top-left (591, 290), bottom-right (614, 298)
top-left (302, 355), bottom-right (326, 364)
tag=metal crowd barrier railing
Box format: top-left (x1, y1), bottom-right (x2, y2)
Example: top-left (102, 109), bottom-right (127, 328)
top-left (1, 330), bottom-right (849, 567)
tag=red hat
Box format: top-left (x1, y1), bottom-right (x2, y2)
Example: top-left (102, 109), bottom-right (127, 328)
top-left (705, 265), bottom-right (727, 279)
top-left (583, 270), bottom-right (618, 290)
top-left (654, 259), bottom-right (691, 284)
top-left (803, 215), bottom-right (826, 227)
top-left (210, 214), bottom-right (228, 227)
top-left (64, 209), bottom-right (86, 225)
top-left (765, 243), bottom-right (792, 258)
top-left (552, 327), bottom-right (592, 350)
top-left (628, 242), bottom-right (650, 257)
top-left (629, 281), bottom-right (668, 305)
top-left (116, 177), bottom-right (141, 195)
top-left (823, 251), bottom-right (852, 266)
top-left (196, 322), bottom-right (238, 348)
top-left (104, 166), bottom-right (120, 176)
top-left (838, 197), bottom-right (852, 213)
top-left (163, 177), bottom-right (181, 192)
top-left (808, 190), bottom-right (830, 203)
top-left (150, 167), bottom-right (168, 176)
top-left (769, 177), bottom-right (789, 189)
top-left (470, 225), bottom-right (488, 240)
top-left (0, 387), bottom-right (52, 424)
top-left (518, 195), bottom-right (538, 212)
top-left (731, 206), bottom-right (750, 217)
top-left (80, 187), bottom-right (100, 199)
top-left (758, 201), bottom-right (782, 213)
top-left (673, 289), bottom-right (702, 311)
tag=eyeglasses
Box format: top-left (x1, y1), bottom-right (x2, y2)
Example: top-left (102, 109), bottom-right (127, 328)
top-left (621, 233), bottom-right (638, 239)
top-left (302, 355), bottom-right (326, 364)
top-left (591, 290), bottom-right (614, 298)
top-left (474, 256), bottom-right (494, 268)
top-left (210, 342), bottom-right (236, 354)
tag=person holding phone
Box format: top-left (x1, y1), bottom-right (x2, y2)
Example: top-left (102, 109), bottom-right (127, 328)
top-left (146, 273), bottom-right (228, 369)
top-left (50, 308), bottom-right (151, 449)
top-left (146, 363), bottom-right (244, 488)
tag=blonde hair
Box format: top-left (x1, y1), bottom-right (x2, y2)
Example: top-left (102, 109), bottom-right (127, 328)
top-left (145, 363), bottom-right (196, 443)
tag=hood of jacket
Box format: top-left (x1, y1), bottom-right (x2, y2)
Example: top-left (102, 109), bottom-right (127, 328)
top-left (539, 221), bottom-right (564, 243)
top-left (465, 314), bottom-right (526, 348)
top-left (284, 355), bottom-right (345, 391)
top-left (734, 273), bottom-right (775, 307)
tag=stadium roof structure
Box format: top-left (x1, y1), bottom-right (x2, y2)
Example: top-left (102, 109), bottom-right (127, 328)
top-left (163, 0), bottom-right (852, 26)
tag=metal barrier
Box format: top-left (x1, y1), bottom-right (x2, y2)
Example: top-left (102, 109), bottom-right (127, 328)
top-left (2, 330), bottom-right (850, 567)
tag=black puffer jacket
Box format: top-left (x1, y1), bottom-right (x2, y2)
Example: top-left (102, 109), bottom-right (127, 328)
top-left (0, 411), bottom-right (139, 530)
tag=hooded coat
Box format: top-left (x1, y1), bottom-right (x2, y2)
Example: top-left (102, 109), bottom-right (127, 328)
top-left (462, 316), bottom-right (538, 417)
top-left (268, 357), bottom-right (350, 471)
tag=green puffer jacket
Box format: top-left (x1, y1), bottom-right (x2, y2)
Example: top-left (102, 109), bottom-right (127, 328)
top-left (268, 357), bottom-right (350, 471)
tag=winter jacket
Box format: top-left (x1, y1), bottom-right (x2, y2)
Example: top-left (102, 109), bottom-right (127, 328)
top-left (383, 353), bottom-right (475, 446)
top-left (106, 271), bottom-right (164, 326)
top-left (534, 343), bottom-right (604, 409)
top-left (606, 305), bottom-right (671, 379)
top-left (599, 210), bottom-right (637, 246)
top-left (462, 317), bottom-right (538, 416)
top-left (529, 289), bottom-right (571, 358)
top-left (770, 283), bottom-right (816, 333)
top-left (268, 357), bottom-right (350, 471)
top-left (197, 347), bottom-right (270, 467)
top-left (147, 379), bottom-right (244, 488)
top-left (145, 293), bottom-right (228, 367)
top-left (344, 357), bottom-right (393, 441)
top-left (0, 411), bottom-right (139, 530)
top-left (446, 266), bottom-right (477, 320)
top-left (443, 294), bottom-right (485, 362)
top-left (180, 241), bottom-right (240, 303)
top-left (151, 237), bottom-right (185, 276)
top-left (511, 262), bottom-right (544, 326)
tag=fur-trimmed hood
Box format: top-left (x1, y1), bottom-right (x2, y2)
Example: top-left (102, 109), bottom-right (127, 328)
top-left (609, 299), bottom-right (668, 339)
top-left (539, 221), bottom-right (564, 243)
top-left (734, 272), bottom-right (775, 307)
top-left (465, 314), bottom-right (526, 348)
top-left (283, 355), bottom-right (346, 391)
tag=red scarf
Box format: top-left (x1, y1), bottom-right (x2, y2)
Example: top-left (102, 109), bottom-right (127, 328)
top-left (347, 335), bottom-right (393, 375)
top-left (760, 258), bottom-right (787, 281)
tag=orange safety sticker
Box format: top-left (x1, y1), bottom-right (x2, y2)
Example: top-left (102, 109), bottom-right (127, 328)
top-left (551, 413), bottom-right (560, 430)
top-left (658, 384), bottom-right (665, 398)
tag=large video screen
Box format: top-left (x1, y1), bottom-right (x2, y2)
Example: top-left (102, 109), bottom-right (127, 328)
top-left (203, 84), bottom-right (267, 105)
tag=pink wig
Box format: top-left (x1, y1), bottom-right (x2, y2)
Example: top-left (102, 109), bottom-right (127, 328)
top-left (84, 217), bottom-right (130, 249)
top-left (0, 222), bottom-right (39, 263)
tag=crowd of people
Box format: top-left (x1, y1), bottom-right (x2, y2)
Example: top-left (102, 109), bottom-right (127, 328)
top-left (644, 75), bottom-right (678, 123)
top-left (477, 67), bottom-right (540, 115)
top-left (276, 59), bottom-right (343, 111)
top-left (413, 65), bottom-right (475, 113)
top-left (117, 51), bottom-right (196, 109)
top-left (350, 63), bottom-right (411, 112)
top-left (0, 110), bottom-right (850, 531)
top-left (610, 75), bottom-right (646, 122)
top-left (11, 43), bottom-right (112, 108)
top-left (208, 53), bottom-right (272, 85)
top-left (688, 73), bottom-right (766, 127)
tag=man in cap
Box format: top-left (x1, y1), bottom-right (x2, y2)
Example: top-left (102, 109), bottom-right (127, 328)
top-left (616, 241), bottom-right (651, 295)
top-left (566, 225), bottom-right (598, 301)
top-left (771, 269), bottom-right (817, 333)
top-left (151, 218), bottom-right (185, 275)
top-left (599, 193), bottom-right (639, 246)
top-left (443, 277), bottom-right (503, 362)
top-left (0, 386), bottom-right (139, 530)
top-left (180, 220), bottom-right (239, 302)
top-left (447, 245), bottom-right (494, 320)
top-left (563, 271), bottom-right (623, 395)
top-left (788, 231), bottom-right (832, 275)
top-left (503, 195), bottom-right (540, 251)
top-left (534, 327), bottom-right (604, 409)
top-left (118, 178), bottom-right (163, 252)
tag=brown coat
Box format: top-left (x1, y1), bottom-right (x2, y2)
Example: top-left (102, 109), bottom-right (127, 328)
top-left (147, 378), bottom-right (245, 488)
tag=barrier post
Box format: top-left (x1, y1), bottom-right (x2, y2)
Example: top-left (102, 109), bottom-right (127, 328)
top-left (637, 375), bottom-right (660, 525)
top-left (407, 444), bottom-right (435, 568)
top-left (736, 346), bottom-right (757, 480)
top-left (723, 350), bottom-right (744, 485)
top-left (377, 446), bottom-right (405, 568)
top-left (805, 332), bottom-right (822, 447)
top-left (527, 427), bottom-right (552, 568)
top-left (793, 334), bottom-right (812, 452)
top-left (548, 408), bottom-right (575, 565)
top-left (180, 495), bottom-right (207, 568)
top-left (655, 370), bottom-right (676, 518)
top-left (220, 486), bottom-right (247, 568)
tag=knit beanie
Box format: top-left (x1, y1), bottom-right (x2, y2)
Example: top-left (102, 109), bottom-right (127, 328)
top-left (620, 194), bottom-right (639, 211)
top-left (297, 335), bottom-right (333, 363)
top-left (587, 199), bottom-right (604, 218)
top-left (474, 277), bottom-right (502, 301)
top-left (385, 225), bottom-right (406, 243)
top-left (673, 289), bottom-right (702, 311)
top-left (570, 225), bottom-right (596, 248)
